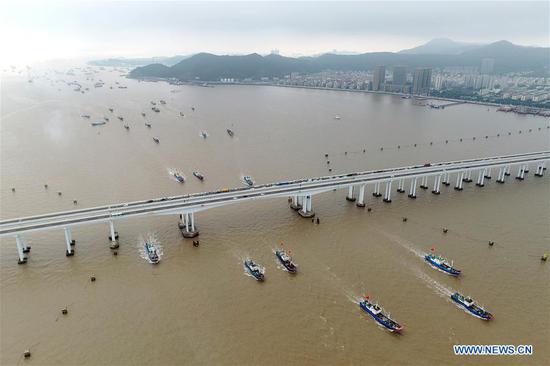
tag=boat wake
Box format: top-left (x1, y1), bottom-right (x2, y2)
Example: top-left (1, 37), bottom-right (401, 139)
top-left (376, 229), bottom-right (426, 259)
top-left (408, 263), bottom-right (454, 299)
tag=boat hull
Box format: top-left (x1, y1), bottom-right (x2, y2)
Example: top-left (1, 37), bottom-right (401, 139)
top-left (244, 262), bottom-right (264, 281)
top-left (275, 251), bottom-right (297, 273)
top-left (450, 294), bottom-right (492, 320)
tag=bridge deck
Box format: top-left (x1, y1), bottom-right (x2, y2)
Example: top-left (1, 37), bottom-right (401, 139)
top-left (1, 151), bottom-right (549, 237)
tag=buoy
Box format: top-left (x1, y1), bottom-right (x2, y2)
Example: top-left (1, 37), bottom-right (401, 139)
top-left (11, 188), bottom-right (15, 192)
top-left (460, 138), bottom-right (463, 142)
top-left (73, 200), bottom-right (78, 205)
top-left (488, 241), bottom-right (494, 246)
top-left (380, 147), bottom-right (383, 151)
top-left (445, 140), bottom-right (448, 144)
top-left (443, 228), bottom-right (448, 233)
top-left (473, 137), bottom-right (476, 140)
top-left (311, 218), bottom-right (314, 223)
top-left (402, 217), bottom-right (408, 222)
top-left (61, 307), bottom-right (68, 315)
top-left (430, 142), bottom-right (433, 145)
top-left (193, 240), bottom-right (199, 247)
top-left (363, 149), bottom-right (365, 153)
top-left (414, 143), bottom-right (417, 147)
top-left (344, 151), bottom-right (347, 155)
top-left (327, 161), bottom-right (330, 164)
top-left (367, 207), bottom-right (372, 212)
top-left (113, 251), bottom-right (118, 256)
top-left (58, 191), bottom-right (62, 196)
top-left (90, 275), bottom-right (96, 282)
top-left (397, 145), bottom-right (400, 149)
top-left (24, 350), bottom-right (31, 358)
top-left (324, 153), bottom-right (328, 158)
top-left (328, 169), bottom-right (332, 172)
top-left (316, 218), bottom-right (320, 224)
top-left (44, 184), bottom-right (48, 189)
top-left (542, 253), bottom-right (548, 261)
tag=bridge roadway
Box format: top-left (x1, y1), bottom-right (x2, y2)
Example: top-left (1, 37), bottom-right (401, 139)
top-left (1, 151), bottom-right (549, 262)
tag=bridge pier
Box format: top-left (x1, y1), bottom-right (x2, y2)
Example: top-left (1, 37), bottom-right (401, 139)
top-left (476, 169), bottom-right (486, 187)
top-left (346, 185), bottom-right (356, 202)
top-left (15, 235), bottom-right (27, 264)
top-left (496, 167), bottom-right (505, 183)
top-left (290, 195), bottom-right (301, 210)
top-left (64, 227), bottom-right (75, 256)
top-left (504, 165), bottom-right (511, 176)
top-left (535, 164), bottom-right (544, 177)
top-left (299, 195), bottom-right (314, 218)
top-left (420, 176), bottom-right (428, 189)
top-left (179, 212), bottom-right (199, 238)
top-left (383, 180), bottom-right (392, 202)
top-left (356, 185), bottom-right (366, 207)
top-left (397, 178), bottom-right (405, 193)
top-left (372, 182), bottom-right (382, 197)
top-left (516, 166), bottom-right (525, 180)
top-left (463, 170), bottom-right (473, 183)
top-left (108, 220), bottom-right (119, 249)
top-left (455, 172), bottom-right (464, 190)
top-left (523, 164), bottom-right (529, 173)
top-left (432, 175), bottom-right (441, 194)
top-left (442, 172), bottom-right (450, 186)
top-left (408, 177), bottom-right (417, 198)
top-left (484, 168), bottom-right (492, 180)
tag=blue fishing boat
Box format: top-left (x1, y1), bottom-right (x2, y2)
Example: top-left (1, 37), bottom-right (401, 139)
top-left (359, 297), bottom-right (403, 333)
top-left (275, 249), bottom-right (297, 273)
top-left (144, 241), bottom-right (160, 264)
top-left (424, 253), bottom-right (461, 276)
top-left (451, 292), bottom-right (493, 320)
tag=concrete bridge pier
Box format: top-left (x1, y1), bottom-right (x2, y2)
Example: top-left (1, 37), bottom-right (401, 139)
top-left (397, 178), bottom-right (405, 193)
top-left (372, 182), bottom-right (382, 197)
top-left (534, 164), bottom-right (544, 177)
top-left (516, 166), bottom-right (525, 180)
top-left (290, 195), bottom-right (301, 210)
top-left (108, 220), bottom-right (119, 249)
top-left (432, 175), bottom-right (441, 194)
top-left (420, 176), bottom-right (428, 189)
top-left (496, 167), bottom-right (505, 183)
top-left (64, 227), bottom-right (75, 256)
top-left (523, 164), bottom-right (529, 173)
top-left (383, 180), bottom-right (392, 203)
top-left (298, 195), bottom-right (315, 218)
top-left (484, 168), bottom-right (492, 179)
top-left (455, 172), bottom-right (465, 191)
top-left (476, 169), bottom-right (486, 187)
top-left (408, 177), bottom-right (418, 198)
top-left (463, 170), bottom-right (473, 183)
top-left (179, 212), bottom-right (199, 238)
top-left (15, 235), bottom-right (27, 264)
top-left (346, 185), bottom-right (356, 202)
top-left (356, 185), bottom-right (366, 207)
top-left (442, 172), bottom-right (450, 186)
top-left (504, 165), bottom-right (511, 176)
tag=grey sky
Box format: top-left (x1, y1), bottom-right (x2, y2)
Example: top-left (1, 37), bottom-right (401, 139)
top-left (0, 1), bottom-right (548, 64)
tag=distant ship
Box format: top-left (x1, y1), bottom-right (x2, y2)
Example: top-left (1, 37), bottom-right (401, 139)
top-left (153, 137), bottom-right (160, 143)
top-left (200, 131), bottom-right (208, 139)
top-left (108, 108), bottom-right (114, 112)
top-left (81, 114), bottom-right (91, 119)
top-left (243, 175), bottom-right (254, 187)
top-left (117, 116), bottom-right (124, 121)
top-left (145, 122), bottom-right (152, 128)
top-left (275, 249), bottom-right (297, 273)
top-left (424, 253), bottom-right (461, 276)
top-left (124, 124), bottom-right (130, 130)
top-left (244, 259), bottom-right (265, 281)
top-left (159, 100), bottom-right (166, 105)
top-left (152, 107), bottom-right (160, 113)
top-left (91, 121), bottom-right (106, 126)
top-left (180, 112), bottom-right (185, 117)
top-left (334, 115), bottom-right (341, 120)
top-left (226, 129), bottom-right (234, 137)
top-left (193, 171), bottom-right (204, 181)
top-left (172, 171), bottom-right (185, 183)
top-left (141, 112), bottom-right (146, 117)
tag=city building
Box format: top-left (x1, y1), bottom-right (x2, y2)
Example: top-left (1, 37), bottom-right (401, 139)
top-left (392, 66), bottom-right (407, 88)
top-left (412, 68), bottom-right (432, 95)
top-left (372, 65), bottom-right (385, 91)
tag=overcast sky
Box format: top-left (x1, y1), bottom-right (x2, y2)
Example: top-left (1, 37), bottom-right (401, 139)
top-left (0, 1), bottom-right (548, 65)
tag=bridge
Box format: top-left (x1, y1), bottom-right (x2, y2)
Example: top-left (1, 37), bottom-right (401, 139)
top-left (2, 151), bottom-right (548, 264)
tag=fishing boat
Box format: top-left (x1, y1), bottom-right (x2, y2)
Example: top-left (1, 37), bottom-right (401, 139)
top-left (359, 296), bottom-right (403, 333)
top-left (451, 292), bottom-right (493, 320)
top-left (144, 241), bottom-right (160, 264)
top-left (117, 116), bottom-right (124, 121)
top-left (334, 115), bottom-right (341, 120)
top-left (180, 112), bottom-right (185, 117)
top-left (145, 122), bottom-right (152, 128)
top-left (424, 252), bottom-right (461, 276)
top-left (275, 249), bottom-right (297, 273)
top-left (141, 112), bottom-right (146, 117)
top-left (108, 108), bottom-right (114, 112)
top-left (159, 100), bottom-right (166, 105)
top-left (200, 131), bottom-right (208, 139)
top-left (172, 171), bottom-right (185, 183)
top-left (244, 259), bottom-right (265, 281)
top-left (104, 117), bottom-right (109, 122)
top-left (243, 175), bottom-right (254, 187)
top-left (191, 106), bottom-right (195, 111)
top-left (227, 129), bottom-right (234, 137)
top-left (91, 121), bottom-right (106, 126)
top-left (81, 114), bottom-right (91, 119)
top-left (124, 124), bottom-right (130, 130)
top-left (193, 171), bottom-right (204, 181)
top-left (152, 107), bottom-right (160, 113)
top-left (153, 137), bottom-right (160, 143)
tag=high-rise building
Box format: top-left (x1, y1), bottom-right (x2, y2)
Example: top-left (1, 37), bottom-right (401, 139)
top-left (372, 65), bottom-right (385, 91)
top-left (412, 68), bottom-right (432, 95)
top-left (392, 66), bottom-right (407, 87)
top-left (480, 58), bottom-right (495, 74)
